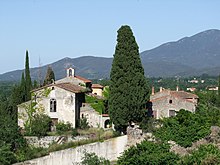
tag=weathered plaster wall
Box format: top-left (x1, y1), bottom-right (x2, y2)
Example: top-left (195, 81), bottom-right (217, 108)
top-left (152, 95), bottom-right (196, 119)
top-left (14, 135), bottom-right (128, 165)
top-left (18, 87), bottom-right (77, 128)
top-left (80, 104), bottom-right (110, 128)
top-left (92, 88), bottom-right (103, 96)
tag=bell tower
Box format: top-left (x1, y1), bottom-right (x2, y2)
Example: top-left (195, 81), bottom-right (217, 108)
top-left (67, 67), bottom-right (75, 77)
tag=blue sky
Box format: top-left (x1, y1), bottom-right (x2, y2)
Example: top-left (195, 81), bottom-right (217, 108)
top-left (0, 0), bottom-right (219, 74)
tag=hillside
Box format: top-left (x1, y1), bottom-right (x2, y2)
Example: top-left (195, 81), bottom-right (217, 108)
top-left (1, 29), bottom-right (220, 81)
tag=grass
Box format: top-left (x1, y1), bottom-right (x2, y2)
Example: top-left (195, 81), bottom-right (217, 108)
top-left (85, 95), bottom-right (105, 114)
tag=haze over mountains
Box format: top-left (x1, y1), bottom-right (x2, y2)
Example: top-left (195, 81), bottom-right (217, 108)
top-left (1, 29), bottom-right (220, 81)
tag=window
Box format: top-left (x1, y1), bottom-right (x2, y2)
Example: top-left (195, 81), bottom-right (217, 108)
top-left (50, 99), bottom-right (57, 112)
top-left (169, 100), bottom-right (172, 104)
top-left (69, 69), bottom-right (72, 77)
top-left (169, 110), bottom-right (176, 117)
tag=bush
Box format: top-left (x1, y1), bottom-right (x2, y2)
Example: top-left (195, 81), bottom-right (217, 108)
top-left (117, 140), bottom-right (179, 165)
top-left (28, 113), bottom-right (51, 137)
top-left (154, 109), bottom-right (210, 147)
top-left (81, 151), bottom-right (110, 165)
top-left (0, 141), bottom-right (16, 165)
top-left (79, 118), bottom-right (90, 130)
top-left (180, 144), bottom-right (220, 164)
top-left (56, 121), bottom-right (72, 134)
top-left (72, 128), bottom-right (79, 137)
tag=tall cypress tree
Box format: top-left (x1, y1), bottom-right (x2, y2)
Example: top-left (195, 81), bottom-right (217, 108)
top-left (20, 72), bottom-right (26, 102)
top-left (25, 50), bottom-right (32, 101)
top-left (109, 25), bottom-right (149, 133)
top-left (218, 74), bottom-right (220, 105)
top-left (43, 66), bottom-right (55, 85)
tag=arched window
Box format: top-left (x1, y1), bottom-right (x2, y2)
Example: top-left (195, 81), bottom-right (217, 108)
top-left (69, 69), bottom-right (72, 77)
top-left (50, 99), bottom-right (57, 112)
top-left (104, 119), bottom-right (110, 128)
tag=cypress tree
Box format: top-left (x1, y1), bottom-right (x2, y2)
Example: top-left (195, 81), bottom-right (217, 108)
top-left (109, 25), bottom-right (149, 133)
top-left (43, 66), bottom-right (55, 85)
top-left (25, 50), bottom-right (32, 101)
top-left (20, 72), bottom-right (26, 102)
top-left (218, 74), bottom-right (220, 105)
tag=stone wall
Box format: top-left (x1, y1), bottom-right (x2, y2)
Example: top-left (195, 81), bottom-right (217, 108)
top-left (25, 135), bottom-right (89, 148)
top-left (14, 135), bottom-right (128, 165)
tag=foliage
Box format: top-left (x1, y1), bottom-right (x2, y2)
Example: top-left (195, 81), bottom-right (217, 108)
top-left (140, 117), bottom-right (160, 133)
top-left (179, 144), bottom-right (220, 165)
top-left (25, 50), bottom-right (32, 101)
top-left (30, 114), bottom-right (51, 137)
top-left (81, 151), bottom-right (110, 165)
top-left (109, 25), bottom-right (149, 133)
top-left (72, 128), bottom-right (79, 137)
top-left (154, 109), bottom-right (210, 147)
top-left (117, 140), bottom-right (179, 165)
top-left (43, 66), bottom-right (55, 85)
top-left (56, 121), bottom-right (72, 134)
top-left (0, 141), bottom-right (16, 165)
top-left (79, 117), bottom-right (90, 130)
top-left (85, 95), bottom-right (105, 114)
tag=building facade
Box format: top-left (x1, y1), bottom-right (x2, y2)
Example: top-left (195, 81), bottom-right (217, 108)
top-left (150, 87), bottom-right (199, 119)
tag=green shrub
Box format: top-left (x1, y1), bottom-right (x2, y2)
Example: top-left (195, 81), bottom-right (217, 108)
top-left (56, 121), bottom-right (72, 134)
top-left (0, 141), bottom-right (16, 165)
top-left (79, 118), bottom-right (90, 130)
top-left (117, 141), bottom-right (179, 165)
top-left (180, 144), bottom-right (220, 165)
top-left (154, 109), bottom-right (210, 147)
top-left (30, 114), bottom-right (51, 137)
top-left (72, 128), bottom-right (79, 137)
top-left (81, 151), bottom-right (110, 165)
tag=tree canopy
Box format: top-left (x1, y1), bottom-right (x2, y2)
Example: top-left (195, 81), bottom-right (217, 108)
top-left (109, 25), bottom-right (149, 132)
top-left (43, 66), bottom-right (55, 85)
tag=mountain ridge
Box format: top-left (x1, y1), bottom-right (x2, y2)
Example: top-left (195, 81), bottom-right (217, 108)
top-left (1, 29), bottom-right (220, 81)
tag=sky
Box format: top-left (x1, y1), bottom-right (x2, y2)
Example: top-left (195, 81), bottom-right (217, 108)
top-left (0, 0), bottom-right (220, 74)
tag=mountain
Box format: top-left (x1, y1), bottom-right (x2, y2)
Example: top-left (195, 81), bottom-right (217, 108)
top-left (1, 29), bottom-right (220, 81)
top-left (0, 56), bottom-right (113, 82)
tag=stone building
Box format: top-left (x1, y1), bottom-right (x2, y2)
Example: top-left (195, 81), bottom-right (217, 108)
top-left (150, 87), bottom-right (199, 119)
top-left (18, 67), bottom-right (90, 129)
top-left (56, 67), bottom-right (92, 89)
top-left (91, 84), bottom-right (104, 96)
top-left (80, 103), bottom-right (110, 128)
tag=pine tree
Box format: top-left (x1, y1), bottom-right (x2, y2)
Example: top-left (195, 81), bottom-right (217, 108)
top-left (109, 25), bottom-right (149, 133)
top-left (43, 66), bottom-right (55, 85)
top-left (25, 50), bottom-right (32, 101)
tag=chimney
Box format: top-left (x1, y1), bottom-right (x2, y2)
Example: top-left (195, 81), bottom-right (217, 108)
top-left (160, 87), bottom-right (163, 92)
top-left (176, 86), bottom-right (179, 91)
top-left (152, 86), bottom-right (155, 95)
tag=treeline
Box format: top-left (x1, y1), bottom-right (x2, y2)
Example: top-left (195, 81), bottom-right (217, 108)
top-left (117, 89), bottom-right (220, 164)
top-left (0, 50), bottom-right (56, 164)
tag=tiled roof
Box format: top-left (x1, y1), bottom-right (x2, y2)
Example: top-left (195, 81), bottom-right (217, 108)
top-left (32, 83), bottom-right (85, 93)
top-left (75, 75), bottom-right (92, 83)
top-left (91, 84), bottom-right (103, 89)
top-left (55, 83), bottom-right (85, 93)
top-left (171, 91), bottom-right (198, 99)
top-left (150, 90), bottom-right (198, 103)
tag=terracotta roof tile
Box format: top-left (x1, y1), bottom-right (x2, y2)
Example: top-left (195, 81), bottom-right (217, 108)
top-left (75, 75), bottom-right (92, 83)
top-left (171, 91), bottom-right (198, 99)
top-left (32, 83), bottom-right (85, 93)
top-left (55, 83), bottom-right (85, 93)
top-left (92, 84), bottom-right (103, 89)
